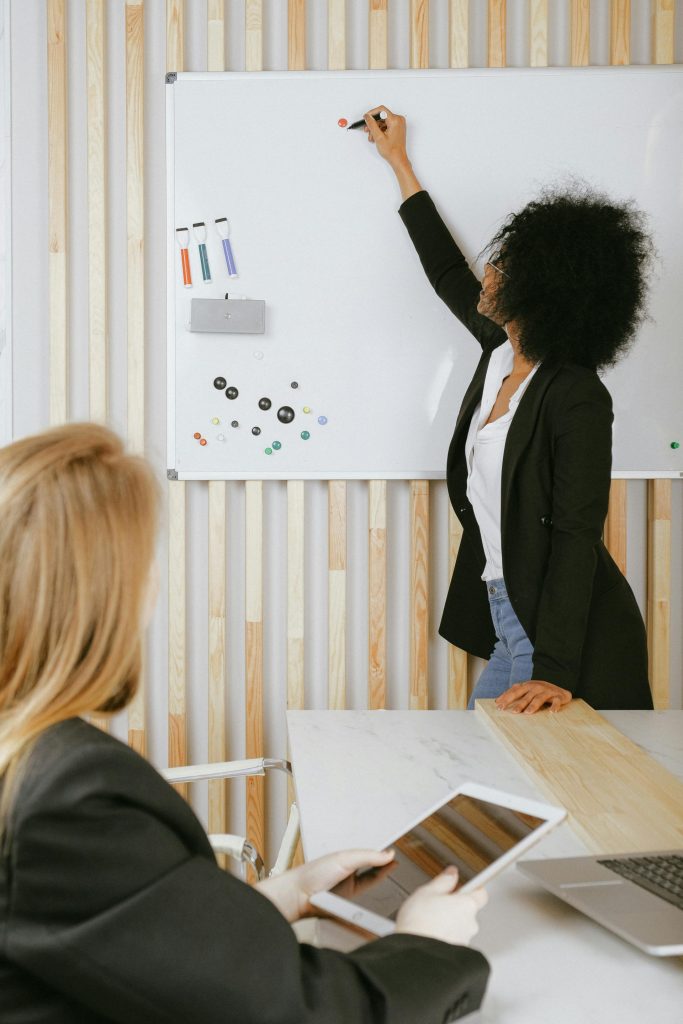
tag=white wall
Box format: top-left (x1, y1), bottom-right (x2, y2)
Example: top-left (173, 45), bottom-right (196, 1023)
top-left (7, 0), bottom-right (682, 863)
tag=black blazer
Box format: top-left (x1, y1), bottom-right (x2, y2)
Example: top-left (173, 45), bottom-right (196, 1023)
top-left (399, 190), bottom-right (652, 710)
top-left (0, 718), bottom-right (490, 1024)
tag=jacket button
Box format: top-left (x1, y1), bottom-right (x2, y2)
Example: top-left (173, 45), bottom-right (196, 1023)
top-left (540, 515), bottom-right (552, 528)
top-left (458, 506), bottom-right (467, 514)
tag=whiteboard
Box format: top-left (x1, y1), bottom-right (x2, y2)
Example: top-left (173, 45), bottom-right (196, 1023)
top-left (167, 68), bottom-right (683, 480)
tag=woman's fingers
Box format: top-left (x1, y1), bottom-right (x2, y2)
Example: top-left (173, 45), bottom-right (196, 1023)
top-left (469, 887), bottom-right (488, 910)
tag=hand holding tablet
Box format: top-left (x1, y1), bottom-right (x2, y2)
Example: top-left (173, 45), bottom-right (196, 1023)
top-left (310, 782), bottom-right (566, 938)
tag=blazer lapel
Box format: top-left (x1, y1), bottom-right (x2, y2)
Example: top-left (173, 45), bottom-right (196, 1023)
top-left (500, 362), bottom-right (561, 524)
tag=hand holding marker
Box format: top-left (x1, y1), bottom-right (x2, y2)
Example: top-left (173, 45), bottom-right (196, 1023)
top-left (344, 110), bottom-right (387, 130)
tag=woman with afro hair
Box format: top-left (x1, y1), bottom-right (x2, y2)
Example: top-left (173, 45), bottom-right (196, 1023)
top-left (363, 106), bottom-right (654, 714)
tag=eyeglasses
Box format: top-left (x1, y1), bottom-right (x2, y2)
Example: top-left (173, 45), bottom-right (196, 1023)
top-left (486, 251), bottom-right (510, 279)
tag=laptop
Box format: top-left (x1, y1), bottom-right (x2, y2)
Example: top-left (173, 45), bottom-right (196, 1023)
top-left (518, 849), bottom-right (683, 955)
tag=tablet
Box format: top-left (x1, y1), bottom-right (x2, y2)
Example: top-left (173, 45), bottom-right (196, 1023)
top-left (309, 782), bottom-right (566, 937)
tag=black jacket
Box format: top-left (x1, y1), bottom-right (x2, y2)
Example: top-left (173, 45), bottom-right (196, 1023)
top-left (399, 190), bottom-right (652, 710)
top-left (0, 718), bottom-right (490, 1023)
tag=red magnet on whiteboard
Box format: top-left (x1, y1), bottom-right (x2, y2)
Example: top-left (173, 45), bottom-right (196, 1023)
top-left (338, 117), bottom-right (348, 127)
top-left (200, 438), bottom-right (207, 446)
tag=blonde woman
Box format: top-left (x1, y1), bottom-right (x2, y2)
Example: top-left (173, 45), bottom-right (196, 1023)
top-left (0, 424), bottom-right (489, 1024)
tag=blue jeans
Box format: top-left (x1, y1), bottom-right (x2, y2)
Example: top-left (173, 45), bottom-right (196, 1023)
top-left (467, 578), bottom-right (534, 710)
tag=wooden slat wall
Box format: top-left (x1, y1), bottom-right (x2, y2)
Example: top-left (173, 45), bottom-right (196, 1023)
top-left (167, 0), bottom-right (187, 782)
top-left (47, 0), bottom-right (67, 426)
top-left (41, 0), bottom-right (681, 874)
top-left (126, 0), bottom-right (146, 754)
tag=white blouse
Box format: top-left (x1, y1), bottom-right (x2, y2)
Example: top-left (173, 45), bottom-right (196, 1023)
top-left (465, 339), bottom-right (540, 581)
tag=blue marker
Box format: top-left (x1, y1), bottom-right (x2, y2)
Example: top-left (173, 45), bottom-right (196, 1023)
top-left (215, 217), bottom-right (237, 277)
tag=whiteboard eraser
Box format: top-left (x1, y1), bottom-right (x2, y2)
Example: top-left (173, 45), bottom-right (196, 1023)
top-left (189, 298), bottom-right (266, 334)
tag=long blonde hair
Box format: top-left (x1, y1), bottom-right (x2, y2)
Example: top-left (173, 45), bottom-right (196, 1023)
top-left (0, 423), bottom-right (159, 831)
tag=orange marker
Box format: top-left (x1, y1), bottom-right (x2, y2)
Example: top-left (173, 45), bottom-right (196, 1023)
top-left (176, 227), bottom-right (192, 287)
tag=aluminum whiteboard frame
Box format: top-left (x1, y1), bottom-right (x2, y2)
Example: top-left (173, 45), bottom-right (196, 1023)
top-left (166, 68), bottom-right (683, 481)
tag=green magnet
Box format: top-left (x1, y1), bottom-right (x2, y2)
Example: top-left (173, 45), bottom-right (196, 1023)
top-left (301, 431), bottom-right (310, 440)
top-left (265, 447), bottom-right (273, 455)
top-left (272, 441), bottom-right (282, 450)
top-left (671, 442), bottom-right (680, 449)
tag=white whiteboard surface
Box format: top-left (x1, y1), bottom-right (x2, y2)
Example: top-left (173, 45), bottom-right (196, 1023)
top-left (167, 68), bottom-right (683, 480)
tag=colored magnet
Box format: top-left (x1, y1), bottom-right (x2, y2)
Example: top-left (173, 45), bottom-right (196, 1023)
top-left (226, 386), bottom-right (239, 399)
top-left (338, 118), bottom-right (348, 128)
top-left (318, 416), bottom-right (328, 425)
top-left (290, 382), bottom-right (299, 389)
top-left (253, 351), bottom-right (264, 360)
top-left (211, 417), bottom-right (220, 425)
top-left (303, 406), bottom-right (311, 414)
top-left (193, 432), bottom-right (201, 440)
top-left (217, 434), bottom-right (226, 441)
top-left (277, 406), bottom-right (295, 424)
top-left (252, 426), bottom-right (261, 436)
top-left (272, 441), bottom-right (282, 450)
top-left (231, 420), bottom-right (239, 428)
top-left (213, 376), bottom-right (227, 390)
top-left (200, 438), bottom-right (207, 446)
top-left (672, 441), bottom-right (680, 449)
top-left (301, 431), bottom-right (310, 440)
top-left (265, 448), bottom-right (273, 455)
top-left (259, 397), bottom-right (272, 410)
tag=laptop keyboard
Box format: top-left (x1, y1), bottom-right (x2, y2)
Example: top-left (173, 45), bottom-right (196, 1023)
top-left (597, 854), bottom-right (683, 911)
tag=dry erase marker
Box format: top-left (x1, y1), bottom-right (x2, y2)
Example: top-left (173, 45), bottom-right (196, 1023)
top-left (215, 218), bottom-right (238, 277)
top-left (192, 222), bottom-right (212, 282)
top-left (346, 111), bottom-right (388, 131)
top-left (176, 228), bottom-right (192, 287)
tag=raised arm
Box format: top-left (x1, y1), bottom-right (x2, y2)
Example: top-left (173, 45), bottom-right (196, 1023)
top-left (363, 106), bottom-right (506, 353)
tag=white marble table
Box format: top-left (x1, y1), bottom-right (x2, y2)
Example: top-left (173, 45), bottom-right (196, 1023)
top-left (287, 710), bottom-right (683, 1024)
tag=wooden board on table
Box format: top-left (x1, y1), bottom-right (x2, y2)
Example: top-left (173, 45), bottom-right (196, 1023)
top-left (476, 698), bottom-right (683, 854)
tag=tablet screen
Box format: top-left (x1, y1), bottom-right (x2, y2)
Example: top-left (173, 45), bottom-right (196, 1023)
top-left (330, 792), bottom-right (547, 921)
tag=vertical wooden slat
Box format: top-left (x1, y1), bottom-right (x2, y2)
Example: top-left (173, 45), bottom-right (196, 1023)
top-left (648, 0), bottom-right (674, 715)
top-left (208, 481), bottom-right (227, 838)
top-left (245, 481), bottom-right (265, 862)
top-left (604, 480), bottom-right (627, 576)
top-left (410, 0), bottom-right (429, 69)
top-left (289, 0), bottom-right (306, 71)
top-left (246, 0), bottom-right (263, 73)
top-left (168, 482), bottom-right (187, 783)
top-left (47, 0), bottom-right (67, 426)
top-left (125, 0), bottom-right (145, 753)
top-left (610, 0), bottom-right (630, 65)
top-left (410, 481), bottom-right (429, 710)
top-left (206, 0), bottom-right (227, 853)
top-left (166, 0), bottom-right (186, 775)
top-left (449, 0), bottom-right (469, 69)
top-left (369, 0), bottom-right (388, 70)
top-left (86, 0), bottom-right (106, 424)
top-left (328, 480), bottom-right (347, 709)
top-left (488, 0), bottom-right (506, 68)
top-left (647, 480), bottom-right (671, 708)
top-left (287, 481), bottom-right (305, 714)
top-left (529, 0), bottom-right (548, 67)
top-left (368, 480), bottom-right (387, 710)
top-left (166, 0), bottom-right (184, 71)
top-left (447, 506), bottom-right (468, 708)
top-left (126, 2), bottom-right (144, 456)
top-left (207, 0), bottom-right (225, 72)
top-left (652, 0), bottom-right (674, 64)
top-left (329, 0), bottom-right (345, 70)
top-left (571, 0), bottom-right (590, 66)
